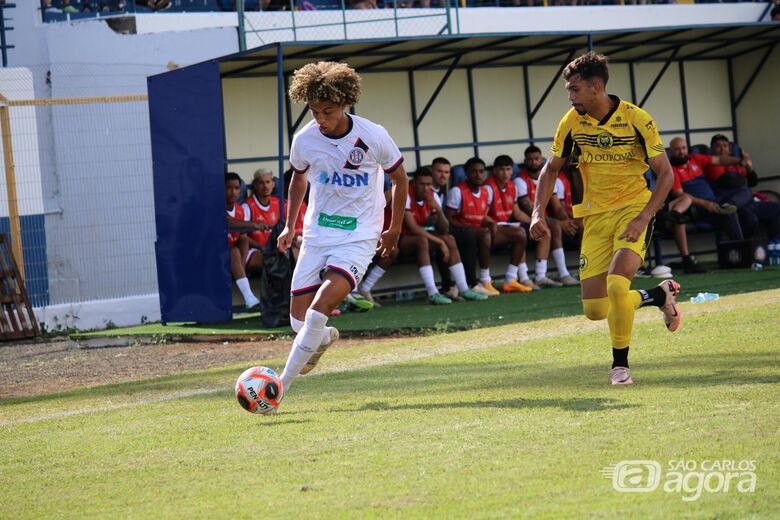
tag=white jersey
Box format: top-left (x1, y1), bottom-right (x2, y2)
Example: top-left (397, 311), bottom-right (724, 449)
top-left (513, 175), bottom-right (565, 200)
top-left (432, 186), bottom-right (445, 207)
top-left (289, 114), bottom-right (404, 247)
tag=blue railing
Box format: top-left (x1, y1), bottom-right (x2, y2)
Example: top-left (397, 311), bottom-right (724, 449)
top-left (0, 2), bottom-right (15, 67)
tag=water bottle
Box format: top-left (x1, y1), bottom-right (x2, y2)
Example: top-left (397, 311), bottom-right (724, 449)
top-left (770, 241), bottom-right (779, 266)
top-left (754, 245), bottom-right (766, 264)
top-left (690, 292), bottom-right (720, 304)
top-left (690, 293), bottom-right (706, 304)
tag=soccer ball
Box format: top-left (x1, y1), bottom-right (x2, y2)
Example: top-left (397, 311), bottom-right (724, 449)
top-left (235, 366), bottom-right (284, 415)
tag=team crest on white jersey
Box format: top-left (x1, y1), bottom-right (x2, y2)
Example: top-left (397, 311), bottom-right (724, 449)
top-left (347, 147), bottom-right (365, 166)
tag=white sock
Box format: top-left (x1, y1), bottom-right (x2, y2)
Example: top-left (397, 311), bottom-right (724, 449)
top-left (552, 248), bottom-right (570, 278)
top-left (535, 259), bottom-right (548, 281)
top-left (236, 277), bottom-right (256, 303)
top-left (479, 268), bottom-right (491, 284)
top-left (419, 265), bottom-right (438, 297)
top-left (360, 266), bottom-right (386, 293)
top-left (518, 262), bottom-right (530, 282)
top-left (290, 316), bottom-right (304, 333)
top-left (280, 308), bottom-right (328, 389)
top-left (450, 262), bottom-right (470, 293)
top-left (505, 264), bottom-right (519, 283)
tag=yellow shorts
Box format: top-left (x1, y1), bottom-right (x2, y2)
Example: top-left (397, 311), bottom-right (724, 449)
top-left (579, 203), bottom-right (654, 281)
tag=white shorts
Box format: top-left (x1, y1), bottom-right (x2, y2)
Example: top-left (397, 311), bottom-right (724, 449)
top-left (290, 239), bottom-right (376, 297)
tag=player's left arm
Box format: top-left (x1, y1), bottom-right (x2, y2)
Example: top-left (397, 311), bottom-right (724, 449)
top-left (619, 111), bottom-right (672, 242)
top-left (619, 153), bottom-right (673, 242)
top-left (379, 166), bottom-right (408, 257)
top-left (548, 196), bottom-right (577, 236)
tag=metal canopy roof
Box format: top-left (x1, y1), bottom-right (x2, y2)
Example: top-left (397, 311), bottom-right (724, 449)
top-left (217, 22), bottom-right (780, 78)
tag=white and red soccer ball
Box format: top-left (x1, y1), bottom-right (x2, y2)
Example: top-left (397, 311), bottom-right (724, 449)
top-left (235, 366), bottom-right (284, 415)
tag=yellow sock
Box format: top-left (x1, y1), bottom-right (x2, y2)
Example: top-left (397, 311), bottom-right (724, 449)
top-left (582, 297), bottom-right (609, 321)
top-left (607, 274), bottom-right (637, 348)
top-left (629, 288), bottom-right (642, 309)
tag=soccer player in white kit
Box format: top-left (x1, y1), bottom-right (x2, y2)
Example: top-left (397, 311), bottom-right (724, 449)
top-left (276, 62), bottom-right (408, 395)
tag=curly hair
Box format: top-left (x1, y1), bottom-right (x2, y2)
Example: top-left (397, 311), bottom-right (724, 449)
top-left (288, 61), bottom-right (362, 106)
top-left (563, 52), bottom-right (609, 85)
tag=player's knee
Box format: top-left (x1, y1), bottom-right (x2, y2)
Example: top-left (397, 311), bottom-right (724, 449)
top-left (290, 315), bottom-right (305, 333)
top-left (513, 227), bottom-right (527, 245)
top-left (582, 297), bottom-right (609, 321)
top-left (606, 274), bottom-right (631, 303)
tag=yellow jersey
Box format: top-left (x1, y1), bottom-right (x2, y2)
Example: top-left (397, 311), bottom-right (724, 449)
top-left (550, 96), bottom-right (665, 218)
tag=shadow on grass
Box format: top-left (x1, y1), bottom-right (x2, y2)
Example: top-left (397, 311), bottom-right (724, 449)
top-left (306, 350), bottom-right (780, 394)
top-left (356, 397), bottom-right (637, 413)
top-left (251, 417), bottom-right (311, 427)
top-left (2, 347), bottom-right (777, 409)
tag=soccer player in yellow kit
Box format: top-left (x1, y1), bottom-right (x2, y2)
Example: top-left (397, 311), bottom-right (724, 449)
top-left (530, 52), bottom-right (680, 385)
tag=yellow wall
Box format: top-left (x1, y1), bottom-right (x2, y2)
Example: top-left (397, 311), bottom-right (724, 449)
top-left (735, 48), bottom-right (780, 180)
top-left (221, 54), bottom-right (775, 183)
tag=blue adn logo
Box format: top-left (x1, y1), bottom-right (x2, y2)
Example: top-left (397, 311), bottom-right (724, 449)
top-left (317, 170), bottom-right (369, 187)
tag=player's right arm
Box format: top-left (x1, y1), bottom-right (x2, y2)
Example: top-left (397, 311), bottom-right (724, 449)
top-left (278, 171), bottom-right (307, 252)
top-left (531, 111), bottom-right (574, 240)
top-left (278, 139), bottom-right (309, 252)
top-left (530, 155), bottom-right (567, 240)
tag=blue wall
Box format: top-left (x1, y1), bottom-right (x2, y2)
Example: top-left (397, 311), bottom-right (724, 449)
top-left (0, 214), bottom-right (49, 307)
top-left (148, 61), bottom-right (232, 324)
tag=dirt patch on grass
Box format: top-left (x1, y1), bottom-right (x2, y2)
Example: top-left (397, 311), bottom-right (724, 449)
top-left (0, 337), bottom-right (388, 400)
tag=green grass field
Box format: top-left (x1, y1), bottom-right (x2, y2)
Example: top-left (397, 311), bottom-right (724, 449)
top-left (2, 290), bottom-right (779, 518)
top-left (71, 267), bottom-right (780, 340)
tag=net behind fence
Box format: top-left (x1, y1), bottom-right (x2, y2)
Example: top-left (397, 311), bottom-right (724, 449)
top-left (242, 6), bottom-right (453, 47)
top-left (0, 91), bottom-right (157, 308)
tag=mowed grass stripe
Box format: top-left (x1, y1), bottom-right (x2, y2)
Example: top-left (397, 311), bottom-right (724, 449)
top-left (1, 289), bottom-right (778, 427)
top-left (0, 292), bottom-right (777, 518)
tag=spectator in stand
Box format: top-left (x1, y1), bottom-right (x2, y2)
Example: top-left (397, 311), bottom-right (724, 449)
top-left (706, 134), bottom-right (780, 242)
top-left (358, 167), bottom-right (487, 304)
top-left (772, 4), bottom-right (780, 22)
top-left (43, 0), bottom-right (62, 13)
top-left (515, 145), bottom-right (579, 288)
top-left (430, 157), bottom-right (454, 295)
top-left (667, 137), bottom-right (745, 271)
top-left (482, 155), bottom-right (534, 293)
top-left (241, 168), bottom-right (281, 260)
top-left (444, 157), bottom-right (502, 297)
top-left (226, 173), bottom-right (263, 310)
top-left (62, 0), bottom-right (79, 13)
top-left (431, 157), bottom-right (451, 207)
top-left (659, 191), bottom-right (707, 274)
top-left (135, 0), bottom-right (171, 10)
